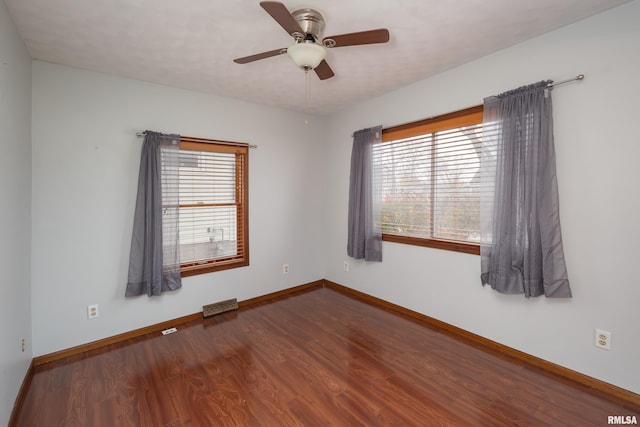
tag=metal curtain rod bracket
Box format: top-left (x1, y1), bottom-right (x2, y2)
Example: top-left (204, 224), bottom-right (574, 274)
top-left (136, 132), bottom-right (257, 149)
top-left (547, 74), bottom-right (584, 88)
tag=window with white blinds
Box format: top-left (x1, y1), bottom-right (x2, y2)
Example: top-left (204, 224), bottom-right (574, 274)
top-left (374, 106), bottom-right (483, 254)
top-left (163, 138), bottom-right (249, 276)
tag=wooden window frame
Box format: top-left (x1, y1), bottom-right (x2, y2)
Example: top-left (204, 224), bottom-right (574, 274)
top-left (380, 106), bottom-right (482, 256)
top-left (178, 137), bottom-right (250, 277)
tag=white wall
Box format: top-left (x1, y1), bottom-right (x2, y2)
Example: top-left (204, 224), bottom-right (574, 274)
top-left (0, 1), bottom-right (32, 424)
top-left (324, 1), bottom-right (640, 394)
top-left (31, 61), bottom-right (326, 356)
top-left (18, 0), bottom-right (640, 403)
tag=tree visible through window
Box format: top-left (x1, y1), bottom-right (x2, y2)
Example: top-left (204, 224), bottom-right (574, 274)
top-left (373, 106), bottom-right (483, 254)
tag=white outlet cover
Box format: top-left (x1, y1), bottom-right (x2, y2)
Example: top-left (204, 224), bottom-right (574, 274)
top-left (87, 304), bottom-right (99, 319)
top-left (595, 328), bottom-right (611, 350)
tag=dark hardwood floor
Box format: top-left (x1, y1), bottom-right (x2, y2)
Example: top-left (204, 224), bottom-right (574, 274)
top-left (15, 287), bottom-right (639, 426)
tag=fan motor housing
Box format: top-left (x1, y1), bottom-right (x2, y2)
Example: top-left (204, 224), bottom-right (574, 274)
top-left (291, 8), bottom-right (325, 40)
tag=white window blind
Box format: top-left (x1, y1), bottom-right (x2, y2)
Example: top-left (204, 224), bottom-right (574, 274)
top-left (162, 140), bottom-right (248, 275)
top-left (374, 107), bottom-right (483, 246)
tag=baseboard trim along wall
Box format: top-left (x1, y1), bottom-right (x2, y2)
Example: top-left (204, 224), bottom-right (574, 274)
top-left (321, 279), bottom-right (640, 408)
top-left (32, 279), bottom-right (324, 367)
top-left (24, 278), bottom-right (639, 410)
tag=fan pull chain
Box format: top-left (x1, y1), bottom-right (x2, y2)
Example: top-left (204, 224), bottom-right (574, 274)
top-left (305, 70), bottom-right (312, 110)
top-left (303, 70), bottom-right (311, 125)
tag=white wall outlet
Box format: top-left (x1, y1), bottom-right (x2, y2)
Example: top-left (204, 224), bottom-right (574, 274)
top-left (87, 304), bottom-right (99, 319)
top-left (343, 261), bottom-right (349, 272)
top-left (595, 328), bottom-right (611, 350)
top-left (283, 263), bottom-right (289, 274)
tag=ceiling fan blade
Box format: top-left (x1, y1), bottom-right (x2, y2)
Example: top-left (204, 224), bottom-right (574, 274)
top-left (323, 29), bottom-right (390, 47)
top-left (260, 1), bottom-right (304, 36)
top-left (314, 60), bottom-right (335, 80)
top-left (234, 48), bottom-right (287, 64)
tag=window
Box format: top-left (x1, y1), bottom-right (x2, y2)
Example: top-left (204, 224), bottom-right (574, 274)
top-left (373, 106), bottom-right (483, 255)
top-left (164, 137), bottom-right (249, 276)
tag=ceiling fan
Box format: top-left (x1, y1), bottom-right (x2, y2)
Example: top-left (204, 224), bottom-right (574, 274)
top-left (233, 1), bottom-right (390, 80)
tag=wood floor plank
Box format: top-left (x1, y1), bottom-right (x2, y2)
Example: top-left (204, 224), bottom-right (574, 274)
top-left (15, 287), bottom-right (640, 426)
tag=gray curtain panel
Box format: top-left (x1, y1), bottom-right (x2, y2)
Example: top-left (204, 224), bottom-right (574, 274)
top-left (125, 131), bottom-right (182, 297)
top-left (347, 126), bottom-right (383, 262)
top-left (480, 82), bottom-right (572, 298)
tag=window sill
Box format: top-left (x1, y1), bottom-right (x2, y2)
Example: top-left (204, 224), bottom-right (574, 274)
top-left (382, 234), bottom-right (480, 255)
top-left (180, 257), bottom-right (249, 277)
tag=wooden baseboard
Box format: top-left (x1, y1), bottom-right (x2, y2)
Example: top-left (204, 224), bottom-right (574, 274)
top-left (8, 360), bottom-right (34, 427)
top-left (28, 278), bottom-right (638, 408)
top-left (33, 312), bottom-right (203, 367)
top-left (322, 279), bottom-right (640, 408)
top-left (239, 280), bottom-right (323, 308)
top-left (33, 280), bottom-right (323, 367)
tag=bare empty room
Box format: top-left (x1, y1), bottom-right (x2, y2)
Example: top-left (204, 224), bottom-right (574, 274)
top-left (2, 0), bottom-right (639, 425)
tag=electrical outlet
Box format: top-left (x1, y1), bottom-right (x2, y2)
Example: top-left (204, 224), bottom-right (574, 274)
top-left (343, 261), bottom-right (349, 272)
top-left (21, 339), bottom-right (25, 352)
top-left (595, 328), bottom-right (611, 350)
top-left (87, 304), bottom-right (99, 319)
top-left (283, 264), bottom-right (289, 274)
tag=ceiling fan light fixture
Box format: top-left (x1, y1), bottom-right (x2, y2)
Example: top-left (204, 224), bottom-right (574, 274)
top-left (287, 41), bottom-right (326, 70)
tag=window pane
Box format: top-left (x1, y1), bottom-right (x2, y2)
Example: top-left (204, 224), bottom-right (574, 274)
top-left (375, 114), bottom-right (482, 246)
top-left (176, 145), bottom-right (246, 271)
top-left (178, 205), bottom-right (238, 264)
top-left (179, 151), bottom-right (236, 205)
top-left (162, 138), bottom-right (249, 275)
top-left (375, 135), bottom-right (432, 237)
top-left (433, 125), bottom-right (482, 242)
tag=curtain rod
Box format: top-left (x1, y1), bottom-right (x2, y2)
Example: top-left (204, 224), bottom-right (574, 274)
top-left (547, 74), bottom-right (584, 88)
top-left (350, 74), bottom-right (586, 137)
top-left (136, 132), bottom-right (257, 149)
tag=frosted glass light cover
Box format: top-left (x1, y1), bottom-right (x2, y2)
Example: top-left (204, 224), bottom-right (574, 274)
top-left (287, 42), bottom-right (326, 69)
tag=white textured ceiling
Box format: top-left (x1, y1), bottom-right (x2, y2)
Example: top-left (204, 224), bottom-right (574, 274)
top-left (4, 0), bottom-right (632, 115)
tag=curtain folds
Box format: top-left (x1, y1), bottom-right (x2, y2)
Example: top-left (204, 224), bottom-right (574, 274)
top-left (125, 131), bottom-right (182, 297)
top-left (347, 126), bottom-right (383, 262)
top-left (480, 82), bottom-right (572, 298)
